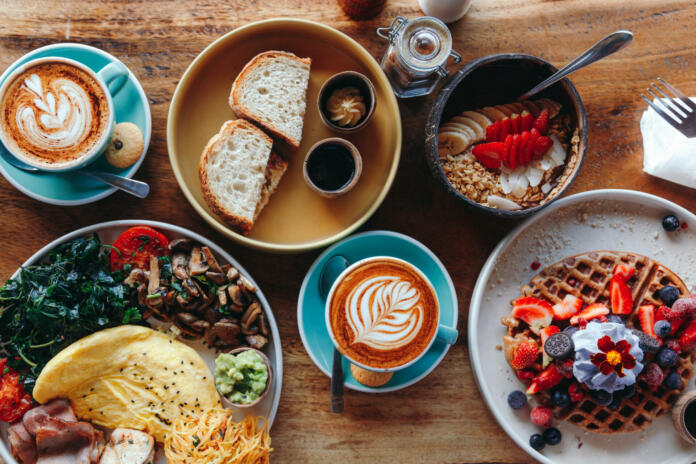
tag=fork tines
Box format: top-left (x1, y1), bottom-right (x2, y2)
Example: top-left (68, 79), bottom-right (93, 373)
top-left (641, 77), bottom-right (696, 137)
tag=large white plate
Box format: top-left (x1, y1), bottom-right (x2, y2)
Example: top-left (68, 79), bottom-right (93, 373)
top-left (469, 189), bottom-right (696, 464)
top-left (0, 220), bottom-right (282, 464)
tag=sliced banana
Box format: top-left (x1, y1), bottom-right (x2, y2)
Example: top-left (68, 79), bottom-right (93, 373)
top-left (450, 116), bottom-right (485, 141)
top-left (505, 102), bottom-right (526, 114)
top-left (437, 130), bottom-right (470, 158)
top-left (521, 100), bottom-right (541, 117)
top-left (461, 110), bottom-right (492, 130)
top-left (491, 104), bottom-right (515, 117)
top-left (536, 98), bottom-right (562, 119)
top-left (479, 106), bottom-right (508, 121)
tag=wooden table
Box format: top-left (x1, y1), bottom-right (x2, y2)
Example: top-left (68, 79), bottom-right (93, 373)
top-left (2, 1), bottom-right (696, 462)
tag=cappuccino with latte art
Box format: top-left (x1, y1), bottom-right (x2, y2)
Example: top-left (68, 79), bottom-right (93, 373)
top-left (328, 257), bottom-right (439, 370)
top-left (0, 59), bottom-right (111, 169)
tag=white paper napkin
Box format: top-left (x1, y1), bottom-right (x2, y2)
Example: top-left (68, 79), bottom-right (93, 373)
top-left (641, 97), bottom-right (696, 188)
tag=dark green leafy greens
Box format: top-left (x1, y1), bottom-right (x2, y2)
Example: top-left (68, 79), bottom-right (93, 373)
top-left (0, 234), bottom-right (143, 392)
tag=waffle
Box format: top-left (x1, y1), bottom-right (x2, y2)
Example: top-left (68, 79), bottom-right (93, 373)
top-left (504, 250), bottom-right (695, 434)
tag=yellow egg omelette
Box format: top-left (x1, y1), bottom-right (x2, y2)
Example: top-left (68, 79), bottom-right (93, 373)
top-left (33, 325), bottom-right (220, 442)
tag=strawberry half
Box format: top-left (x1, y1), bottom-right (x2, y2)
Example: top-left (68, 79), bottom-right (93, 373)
top-left (502, 134), bottom-right (514, 168)
top-left (639, 304), bottom-right (657, 337)
top-left (511, 113), bottom-right (521, 134)
top-left (486, 121), bottom-right (500, 142)
top-left (510, 134), bottom-right (521, 169)
top-left (512, 297), bottom-right (554, 335)
top-left (552, 294), bottom-right (583, 320)
top-left (610, 275), bottom-right (633, 314)
top-left (570, 303), bottom-right (609, 325)
top-left (472, 142), bottom-right (504, 170)
top-left (518, 131), bottom-right (531, 166)
top-left (613, 264), bottom-right (635, 282)
top-left (499, 117), bottom-right (512, 141)
top-left (533, 109), bottom-right (549, 134)
top-left (656, 305), bottom-right (685, 336)
top-left (527, 364), bottom-right (563, 394)
top-left (540, 325), bottom-right (560, 367)
top-left (523, 128), bottom-right (539, 164)
top-left (679, 320), bottom-right (696, 351)
top-left (512, 341), bottom-right (539, 370)
top-left (533, 135), bottom-right (553, 159)
top-left (520, 110), bottom-right (534, 132)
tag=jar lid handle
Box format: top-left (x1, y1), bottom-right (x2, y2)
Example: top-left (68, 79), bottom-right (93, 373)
top-left (376, 16), bottom-right (408, 41)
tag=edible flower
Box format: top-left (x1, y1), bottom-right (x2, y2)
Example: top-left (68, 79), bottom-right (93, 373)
top-left (590, 335), bottom-right (636, 377)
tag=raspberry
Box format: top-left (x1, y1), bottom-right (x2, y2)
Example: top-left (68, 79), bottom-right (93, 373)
top-left (531, 261), bottom-right (541, 270)
top-left (530, 406), bottom-right (552, 427)
top-left (578, 318), bottom-right (588, 329)
top-left (568, 383), bottom-right (584, 402)
top-left (556, 359), bottom-right (574, 378)
top-left (643, 362), bottom-right (665, 387)
top-left (665, 339), bottom-right (682, 353)
top-left (517, 370), bottom-right (535, 382)
top-left (598, 315), bottom-right (608, 323)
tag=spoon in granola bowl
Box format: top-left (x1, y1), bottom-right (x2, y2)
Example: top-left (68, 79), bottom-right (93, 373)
top-left (518, 30), bottom-right (633, 101)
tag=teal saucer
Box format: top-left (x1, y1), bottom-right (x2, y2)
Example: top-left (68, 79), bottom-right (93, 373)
top-left (0, 43), bottom-right (151, 205)
top-left (297, 230), bottom-right (458, 392)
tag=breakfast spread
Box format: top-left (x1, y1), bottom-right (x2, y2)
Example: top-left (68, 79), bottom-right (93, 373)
top-left (438, 98), bottom-right (580, 211)
top-left (326, 87), bottom-right (366, 127)
top-left (105, 122), bottom-right (144, 169)
top-left (501, 249), bottom-right (696, 450)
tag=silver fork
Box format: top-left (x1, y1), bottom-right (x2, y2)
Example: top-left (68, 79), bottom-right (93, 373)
top-left (642, 77), bottom-right (696, 138)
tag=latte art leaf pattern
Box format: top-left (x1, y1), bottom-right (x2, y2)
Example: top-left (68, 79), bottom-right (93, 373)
top-left (16, 72), bottom-right (93, 152)
top-left (346, 275), bottom-right (424, 351)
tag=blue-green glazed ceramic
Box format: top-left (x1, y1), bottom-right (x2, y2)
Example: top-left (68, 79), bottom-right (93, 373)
top-left (298, 230), bottom-right (458, 392)
top-left (0, 43), bottom-right (151, 205)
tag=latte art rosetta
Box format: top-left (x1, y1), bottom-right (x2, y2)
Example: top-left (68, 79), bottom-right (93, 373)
top-left (16, 72), bottom-right (93, 152)
top-left (346, 275), bottom-right (424, 351)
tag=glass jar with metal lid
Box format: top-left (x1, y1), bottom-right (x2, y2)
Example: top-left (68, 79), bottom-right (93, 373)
top-left (376, 16), bottom-right (461, 98)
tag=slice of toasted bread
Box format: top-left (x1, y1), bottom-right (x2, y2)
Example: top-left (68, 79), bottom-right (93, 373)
top-left (229, 51), bottom-right (311, 149)
top-left (199, 120), bottom-right (273, 234)
top-left (254, 151), bottom-right (288, 221)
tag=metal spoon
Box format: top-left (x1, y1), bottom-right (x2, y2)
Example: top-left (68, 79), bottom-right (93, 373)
top-left (319, 254), bottom-right (350, 414)
top-left (518, 30), bottom-right (634, 101)
top-left (0, 146), bottom-right (150, 199)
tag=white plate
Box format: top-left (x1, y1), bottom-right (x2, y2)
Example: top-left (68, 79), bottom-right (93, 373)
top-left (469, 189), bottom-right (696, 464)
top-left (0, 220), bottom-right (282, 464)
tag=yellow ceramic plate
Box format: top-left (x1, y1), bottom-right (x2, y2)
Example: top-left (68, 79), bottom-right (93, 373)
top-left (167, 18), bottom-right (402, 253)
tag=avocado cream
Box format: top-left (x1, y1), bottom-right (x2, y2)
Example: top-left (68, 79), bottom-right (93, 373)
top-left (215, 350), bottom-right (268, 405)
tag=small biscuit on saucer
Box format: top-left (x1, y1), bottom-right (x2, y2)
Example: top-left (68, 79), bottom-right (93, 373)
top-left (105, 122), bottom-right (144, 168)
top-left (350, 364), bottom-right (393, 387)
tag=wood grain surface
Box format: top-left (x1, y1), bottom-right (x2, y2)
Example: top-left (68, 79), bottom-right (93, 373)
top-left (2, 0), bottom-right (696, 462)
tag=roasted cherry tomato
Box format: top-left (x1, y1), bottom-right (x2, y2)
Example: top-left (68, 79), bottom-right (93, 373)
top-left (0, 359), bottom-right (33, 423)
top-left (110, 226), bottom-right (170, 271)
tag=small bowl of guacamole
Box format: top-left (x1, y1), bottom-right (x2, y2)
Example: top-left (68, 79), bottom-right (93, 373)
top-left (214, 347), bottom-right (272, 408)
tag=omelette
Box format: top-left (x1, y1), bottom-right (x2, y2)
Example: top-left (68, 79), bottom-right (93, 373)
top-left (33, 325), bottom-right (220, 442)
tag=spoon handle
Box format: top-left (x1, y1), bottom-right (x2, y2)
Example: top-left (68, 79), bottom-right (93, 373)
top-left (79, 170), bottom-right (150, 198)
top-left (331, 348), bottom-right (344, 413)
top-left (519, 30), bottom-right (633, 101)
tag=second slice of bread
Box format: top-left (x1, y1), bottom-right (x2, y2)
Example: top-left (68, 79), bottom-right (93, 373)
top-left (229, 51), bottom-right (311, 149)
top-left (199, 119), bottom-right (274, 234)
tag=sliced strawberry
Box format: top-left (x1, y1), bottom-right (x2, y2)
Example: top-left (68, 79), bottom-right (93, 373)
top-left (610, 275), bottom-right (633, 314)
top-left (533, 109), bottom-right (549, 134)
top-left (486, 121), bottom-right (500, 142)
top-left (552, 294), bottom-right (583, 320)
top-left (527, 364), bottom-right (563, 394)
top-left (499, 117), bottom-right (512, 141)
top-left (472, 142), bottom-right (504, 170)
top-left (540, 325), bottom-right (560, 367)
top-left (509, 134), bottom-right (521, 169)
top-left (502, 134), bottom-right (514, 168)
top-left (512, 341), bottom-right (539, 370)
top-left (533, 135), bottom-right (553, 159)
top-left (570, 303), bottom-right (609, 325)
top-left (520, 110), bottom-right (534, 132)
top-left (656, 305), bottom-right (685, 336)
top-left (639, 304), bottom-right (657, 337)
top-left (613, 264), bottom-right (635, 282)
top-left (510, 113), bottom-right (521, 134)
top-left (679, 320), bottom-right (696, 351)
top-left (518, 131), bottom-right (531, 166)
top-left (512, 297), bottom-right (554, 335)
top-left (523, 128), bottom-right (539, 164)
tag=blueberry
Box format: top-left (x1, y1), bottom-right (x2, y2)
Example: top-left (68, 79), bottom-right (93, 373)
top-left (608, 394), bottom-right (622, 410)
top-left (530, 433), bottom-right (546, 451)
top-left (619, 384), bottom-right (635, 399)
top-left (507, 390), bottom-right (527, 410)
top-left (663, 215), bottom-right (680, 232)
top-left (563, 325), bottom-right (579, 337)
top-left (607, 314), bottom-right (624, 325)
top-left (591, 389), bottom-right (613, 406)
top-left (552, 389), bottom-right (571, 408)
top-left (657, 347), bottom-right (678, 368)
top-left (543, 427), bottom-right (562, 446)
top-left (654, 320), bottom-right (672, 338)
top-left (664, 371), bottom-right (682, 390)
top-left (657, 285), bottom-right (681, 307)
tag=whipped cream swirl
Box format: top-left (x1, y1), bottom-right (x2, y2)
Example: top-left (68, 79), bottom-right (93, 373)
top-left (345, 275), bottom-right (423, 351)
top-left (327, 87), bottom-right (366, 127)
top-left (15, 72), bottom-right (94, 154)
top-left (572, 321), bottom-right (644, 393)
